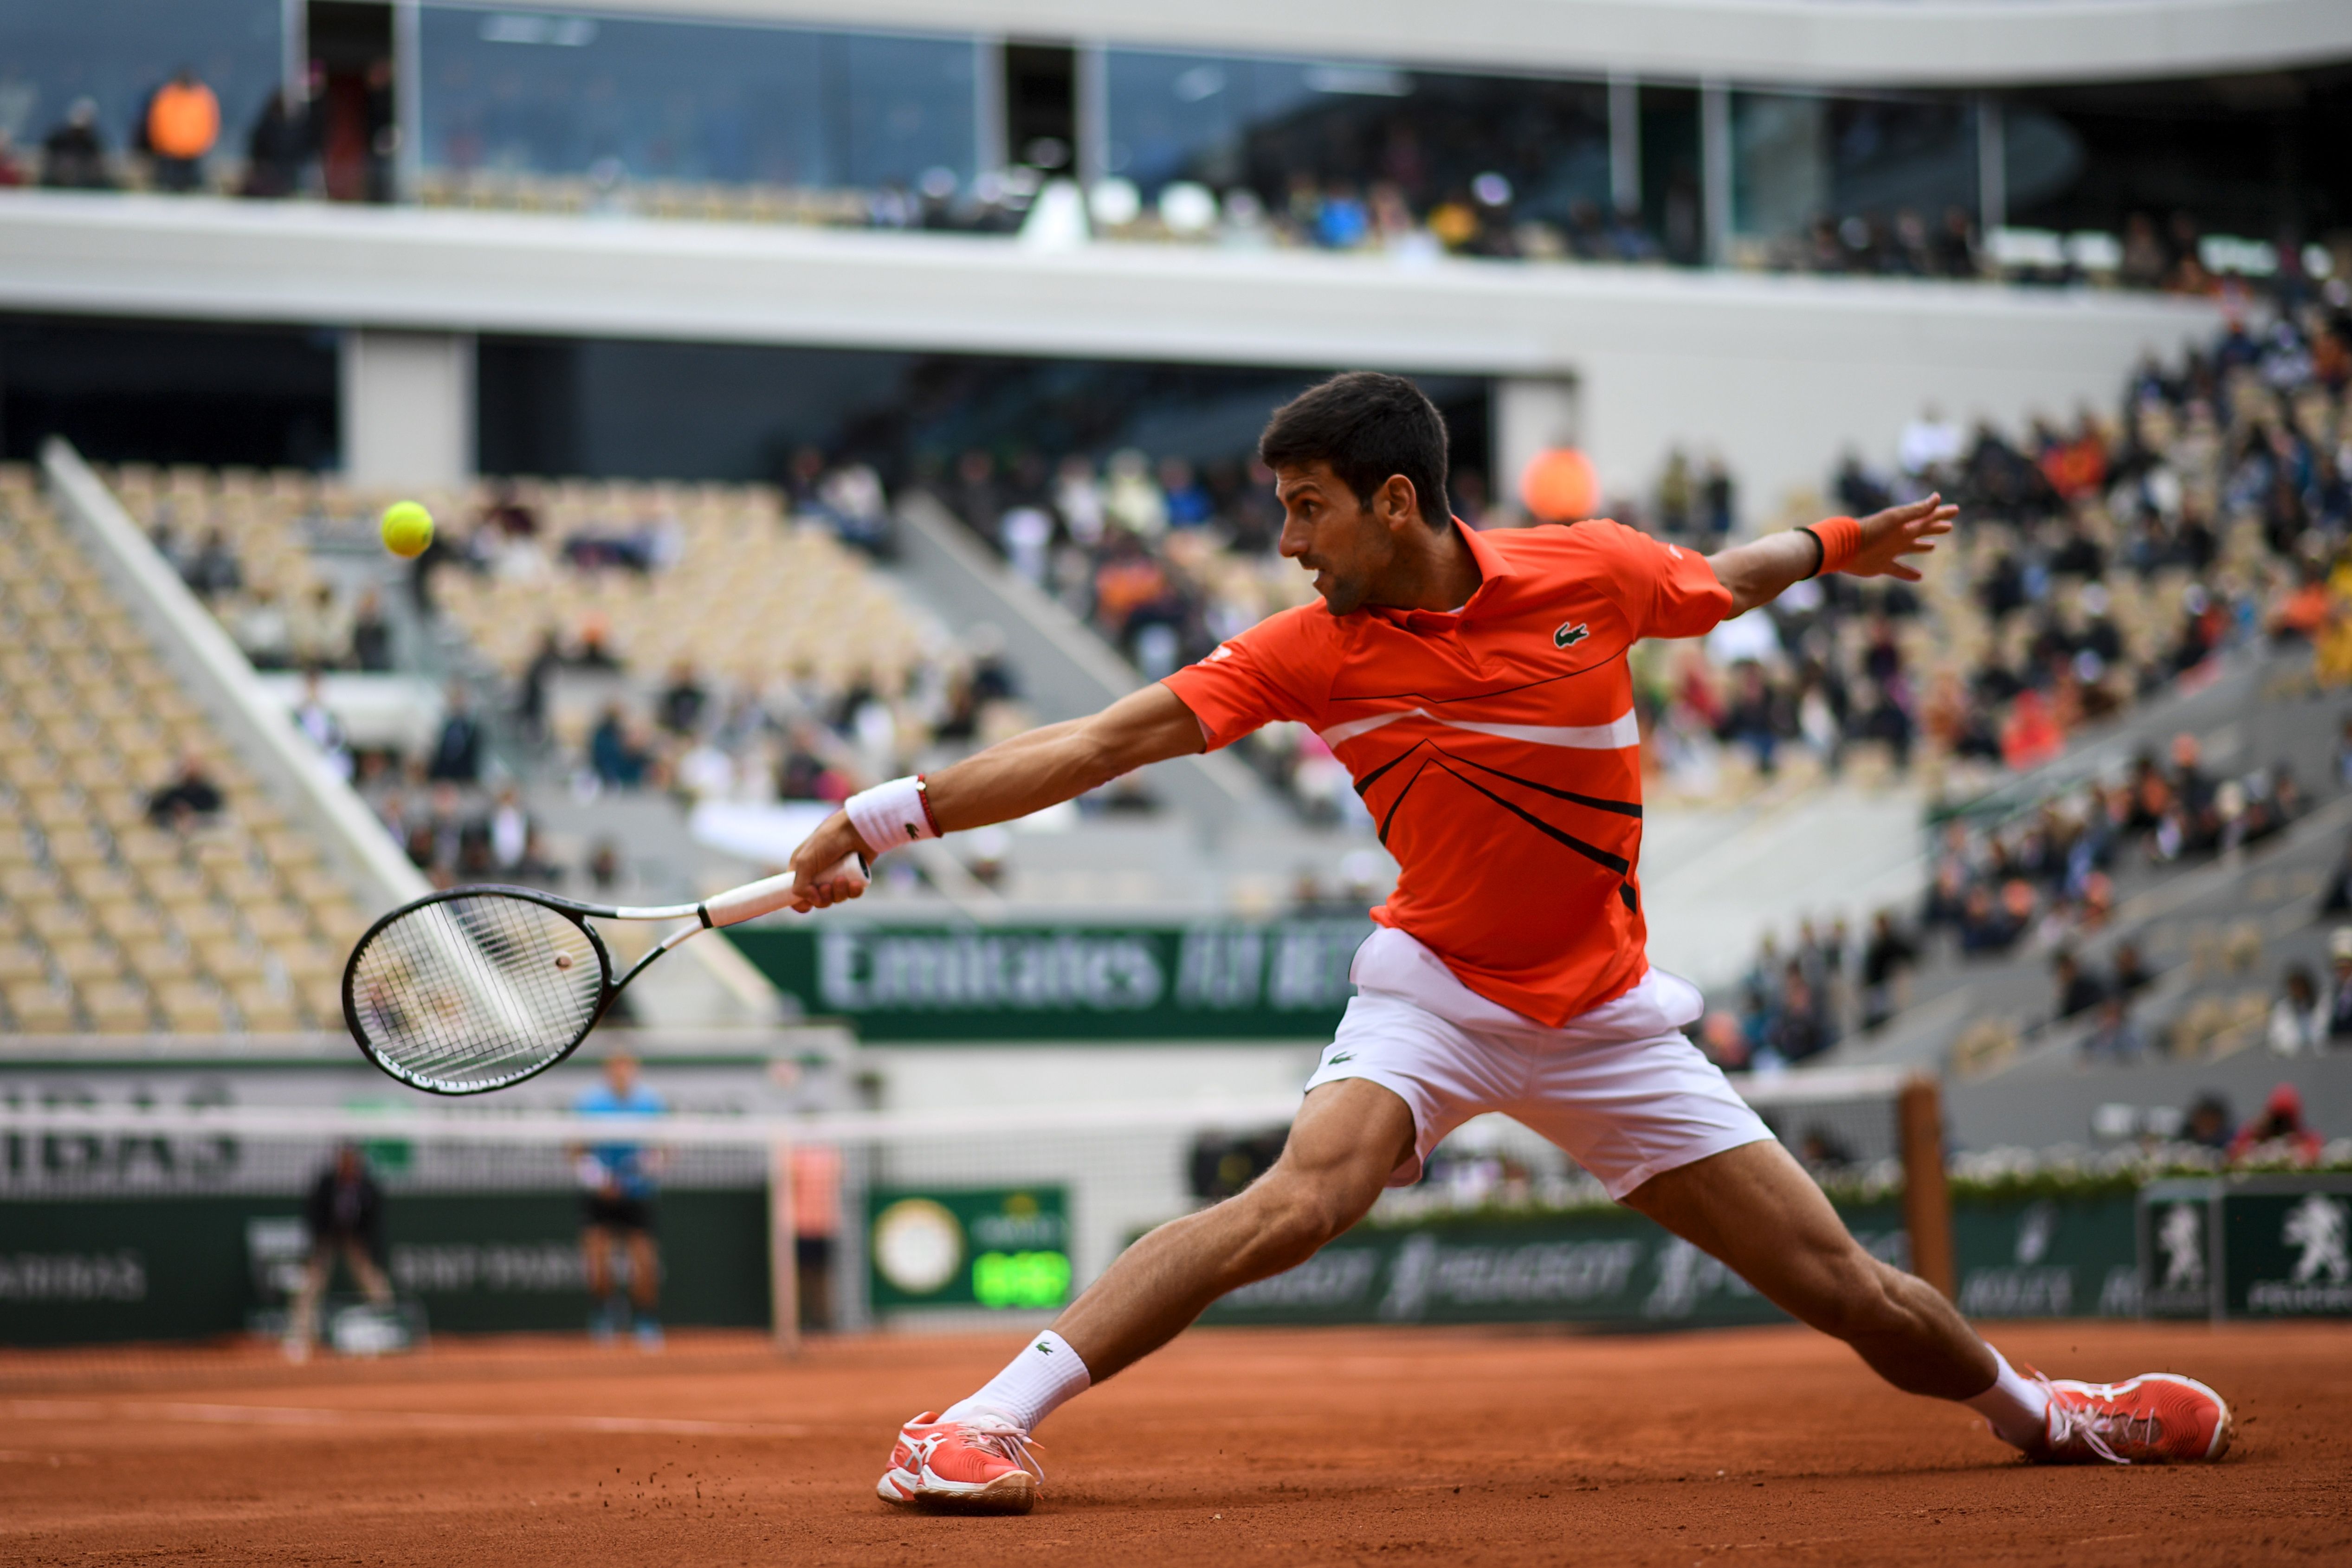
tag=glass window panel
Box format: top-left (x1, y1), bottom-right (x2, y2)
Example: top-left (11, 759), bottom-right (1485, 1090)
top-left (419, 6), bottom-right (972, 189)
top-left (1104, 48), bottom-right (1607, 222)
top-left (0, 0), bottom-right (281, 156)
top-left (1733, 90), bottom-right (1977, 240)
top-left (833, 32), bottom-right (976, 189)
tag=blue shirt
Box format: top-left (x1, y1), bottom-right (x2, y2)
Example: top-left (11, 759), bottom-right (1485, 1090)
top-left (575, 1082), bottom-right (666, 1199)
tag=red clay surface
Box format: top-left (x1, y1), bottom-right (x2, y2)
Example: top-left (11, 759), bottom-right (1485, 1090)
top-left (1, 1321), bottom-right (2345, 1566)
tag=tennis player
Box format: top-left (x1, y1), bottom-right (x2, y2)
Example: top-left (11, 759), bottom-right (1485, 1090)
top-left (786, 373), bottom-right (2232, 1512)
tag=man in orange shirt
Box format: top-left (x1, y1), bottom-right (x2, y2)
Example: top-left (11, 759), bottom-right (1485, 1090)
top-left (144, 67), bottom-right (220, 193)
top-left (786, 374), bottom-right (2232, 1510)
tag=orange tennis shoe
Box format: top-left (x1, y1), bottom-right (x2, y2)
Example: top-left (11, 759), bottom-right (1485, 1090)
top-left (2033, 1372), bottom-right (2233, 1465)
top-left (876, 1411), bottom-right (1041, 1513)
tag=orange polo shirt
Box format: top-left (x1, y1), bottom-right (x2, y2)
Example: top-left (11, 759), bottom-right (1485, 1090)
top-left (1162, 519), bottom-right (1731, 1026)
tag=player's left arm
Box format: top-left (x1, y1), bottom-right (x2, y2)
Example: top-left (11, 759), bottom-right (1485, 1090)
top-left (1706, 494), bottom-right (1957, 617)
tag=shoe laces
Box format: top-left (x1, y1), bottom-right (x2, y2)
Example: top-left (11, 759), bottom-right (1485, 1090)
top-left (2039, 1378), bottom-right (2156, 1466)
top-left (927, 1414), bottom-right (1046, 1483)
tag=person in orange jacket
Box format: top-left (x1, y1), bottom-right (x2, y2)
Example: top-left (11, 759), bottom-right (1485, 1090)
top-left (144, 67), bottom-right (220, 192)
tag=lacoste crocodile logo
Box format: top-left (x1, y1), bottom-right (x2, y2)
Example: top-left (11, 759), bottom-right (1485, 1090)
top-left (1554, 621), bottom-right (1590, 649)
top-left (1326, 1050), bottom-right (1356, 1065)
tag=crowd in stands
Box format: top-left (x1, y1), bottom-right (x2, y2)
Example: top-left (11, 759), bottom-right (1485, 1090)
top-left (931, 298), bottom-right (2350, 817)
top-left (3, 65), bottom-right (382, 200)
top-left (116, 461), bottom-right (1036, 890)
top-left (6, 61), bottom-right (2330, 303)
top-left (1648, 296), bottom-right (2352, 806)
top-left (1689, 295), bottom-right (2352, 1074)
top-left (1714, 716), bottom-right (2345, 1069)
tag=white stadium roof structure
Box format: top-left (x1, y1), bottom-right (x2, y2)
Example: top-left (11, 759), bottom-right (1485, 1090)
top-left (538, 0), bottom-right (2352, 87)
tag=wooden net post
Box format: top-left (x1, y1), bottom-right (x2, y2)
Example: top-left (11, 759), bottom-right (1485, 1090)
top-left (769, 1137), bottom-right (801, 1356)
top-left (1899, 1075), bottom-right (1956, 1300)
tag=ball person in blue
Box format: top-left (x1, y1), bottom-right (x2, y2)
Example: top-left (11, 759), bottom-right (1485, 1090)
top-left (572, 1052), bottom-right (668, 1348)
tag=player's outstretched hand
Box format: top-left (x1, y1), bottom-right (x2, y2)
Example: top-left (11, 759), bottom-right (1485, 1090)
top-left (788, 812), bottom-right (873, 912)
top-left (1848, 493), bottom-right (1958, 581)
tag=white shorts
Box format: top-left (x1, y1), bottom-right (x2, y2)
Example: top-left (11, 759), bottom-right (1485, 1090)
top-left (1304, 928), bottom-right (1775, 1201)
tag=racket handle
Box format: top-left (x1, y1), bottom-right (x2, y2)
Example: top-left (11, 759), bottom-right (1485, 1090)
top-left (700, 855), bottom-right (868, 928)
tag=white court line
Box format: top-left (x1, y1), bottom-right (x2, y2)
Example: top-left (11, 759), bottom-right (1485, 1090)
top-left (2, 1399), bottom-right (808, 1437)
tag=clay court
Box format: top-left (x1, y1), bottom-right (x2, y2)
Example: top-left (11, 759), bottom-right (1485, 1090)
top-left (2, 1321), bottom-right (2344, 1566)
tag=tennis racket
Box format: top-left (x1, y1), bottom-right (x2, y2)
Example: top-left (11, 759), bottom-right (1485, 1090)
top-left (342, 855), bottom-right (864, 1095)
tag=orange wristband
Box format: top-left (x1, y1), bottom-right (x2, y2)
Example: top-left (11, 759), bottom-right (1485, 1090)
top-left (1800, 515), bottom-right (1861, 578)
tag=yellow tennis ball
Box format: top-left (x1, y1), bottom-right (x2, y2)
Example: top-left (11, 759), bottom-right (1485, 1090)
top-left (381, 500), bottom-right (434, 559)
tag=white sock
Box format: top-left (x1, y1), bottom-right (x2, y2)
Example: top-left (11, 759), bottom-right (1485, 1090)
top-left (1963, 1347), bottom-right (2051, 1450)
top-left (940, 1330), bottom-right (1091, 1433)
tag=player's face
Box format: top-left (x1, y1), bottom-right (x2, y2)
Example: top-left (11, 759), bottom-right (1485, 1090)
top-left (1275, 463), bottom-right (1390, 615)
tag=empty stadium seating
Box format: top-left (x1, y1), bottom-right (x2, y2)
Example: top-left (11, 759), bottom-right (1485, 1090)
top-left (0, 467), bottom-right (370, 1035)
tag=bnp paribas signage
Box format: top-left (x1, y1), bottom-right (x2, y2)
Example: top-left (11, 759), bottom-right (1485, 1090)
top-left (725, 918), bottom-right (1373, 1041)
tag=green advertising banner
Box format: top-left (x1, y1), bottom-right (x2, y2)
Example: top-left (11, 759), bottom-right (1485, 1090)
top-left (1202, 1205), bottom-right (1909, 1329)
top-left (727, 919), bottom-right (1373, 1041)
top-left (0, 1191), bottom-right (770, 1345)
top-left (2221, 1177), bottom-right (2352, 1318)
top-left (1953, 1194), bottom-right (2141, 1320)
top-left (867, 1186), bottom-right (1071, 1314)
top-left (2139, 1180), bottom-right (2220, 1319)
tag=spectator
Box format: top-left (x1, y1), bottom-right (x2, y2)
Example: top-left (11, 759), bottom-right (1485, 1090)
top-left (1769, 962), bottom-right (1830, 1063)
top-left (407, 518), bottom-right (456, 614)
top-left (426, 686), bottom-right (485, 783)
top-left (147, 751), bottom-right (226, 827)
top-left (2226, 1083), bottom-right (2324, 1166)
top-left (487, 786), bottom-right (535, 877)
top-left (586, 837), bottom-right (623, 892)
top-left (242, 86), bottom-right (312, 198)
top-left (350, 589), bottom-right (394, 672)
top-left (2051, 948), bottom-right (2106, 1021)
top-left (142, 67), bottom-right (220, 192)
top-left (287, 582), bottom-right (352, 671)
top-left (2109, 940), bottom-right (2153, 998)
top-left (1858, 909), bottom-right (1917, 1030)
top-left (230, 587), bottom-right (292, 669)
top-left (514, 628), bottom-right (562, 742)
top-left (283, 1143), bottom-right (393, 1362)
top-left (1697, 1009), bottom-right (1750, 1071)
top-left (570, 617), bottom-right (621, 671)
top-left (2182, 1094), bottom-right (2234, 1151)
top-left (588, 703), bottom-right (650, 789)
top-left (2328, 928), bottom-right (2352, 1045)
top-left (2080, 995), bottom-right (2144, 1062)
top-left (0, 129), bottom-right (25, 187)
top-left (657, 661), bottom-right (708, 737)
top-left (181, 527), bottom-right (243, 600)
top-left (40, 98), bottom-right (111, 189)
top-left (1716, 661), bottom-right (1786, 775)
top-left (291, 671), bottom-right (352, 781)
top-left (2267, 964), bottom-right (2327, 1057)
top-left (1957, 883), bottom-right (2021, 956)
top-left (1897, 404), bottom-right (1964, 478)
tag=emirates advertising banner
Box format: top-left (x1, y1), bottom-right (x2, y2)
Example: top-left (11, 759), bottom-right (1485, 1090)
top-left (728, 919), bottom-right (1374, 1041)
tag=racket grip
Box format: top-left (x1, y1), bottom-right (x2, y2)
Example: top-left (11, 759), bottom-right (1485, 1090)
top-left (700, 855), bottom-right (868, 927)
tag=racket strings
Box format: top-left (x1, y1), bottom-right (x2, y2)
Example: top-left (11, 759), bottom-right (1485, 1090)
top-left (347, 895), bottom-right (606, 1091)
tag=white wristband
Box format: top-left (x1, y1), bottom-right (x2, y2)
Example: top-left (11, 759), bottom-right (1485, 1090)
top-left (844, 775), bottom-right (933, 857)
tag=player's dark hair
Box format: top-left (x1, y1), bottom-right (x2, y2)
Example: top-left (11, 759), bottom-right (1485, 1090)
top-left (1259, 372), bottom-right (1451, 529)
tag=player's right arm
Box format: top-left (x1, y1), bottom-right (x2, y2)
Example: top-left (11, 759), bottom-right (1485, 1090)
top-left (785, 684), bottom-right (1208, 909)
